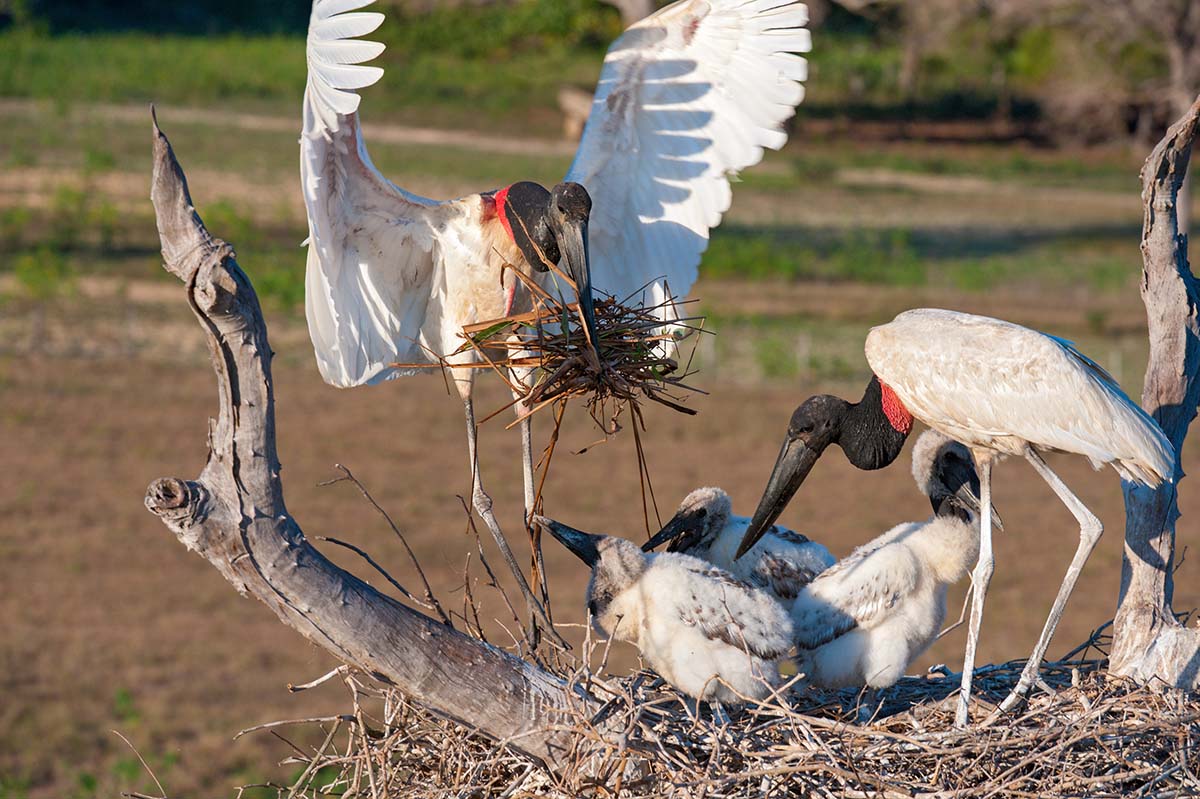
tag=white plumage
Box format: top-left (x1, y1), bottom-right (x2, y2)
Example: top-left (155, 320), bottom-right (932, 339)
top-left (301, 0), bottom-right (811, 645)
top-left (866, 309), bottom-right (1174, 723)
top-left (567, 0), bottom-right (811, 319)
top-left (866, 309), bottom-right (1174, 485)
top-left (539, 518), bottom-right (793, 704)
top-left (792, 431), bottom-right (982, 690)
top-left (643, 486), bottom-right (835, 609)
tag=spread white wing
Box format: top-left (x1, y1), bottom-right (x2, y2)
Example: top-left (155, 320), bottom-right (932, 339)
top-left (302, 0), bottom-right (448, 387)
top-left (791, 525), bottom-right (921, 651)
top-left (566, 0), bottom-right (810, 316)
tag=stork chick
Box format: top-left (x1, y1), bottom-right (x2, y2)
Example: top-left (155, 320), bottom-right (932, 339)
top-left (791, 431), bottom-right (987, 693)
top-left (642, 487), bottom-right (835, 610)
top-left (537, 517), bottom-right (793, 707)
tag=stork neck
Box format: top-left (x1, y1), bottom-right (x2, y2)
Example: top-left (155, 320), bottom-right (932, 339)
top-left (838, 377), bottom-right (911, 471)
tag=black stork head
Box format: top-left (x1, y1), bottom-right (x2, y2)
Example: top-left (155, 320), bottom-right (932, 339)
top-left (735, 376), bottom-right (914, 559)
top-left (495, 180), bottom-right (600, 356)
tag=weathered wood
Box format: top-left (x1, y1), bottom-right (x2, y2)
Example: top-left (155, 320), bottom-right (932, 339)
top-left (1111, 94), bottom-right (1200, 687)
top-left (143, 113), bottom-right (599, 770)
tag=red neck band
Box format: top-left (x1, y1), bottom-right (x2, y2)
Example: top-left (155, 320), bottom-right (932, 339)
top-left (493, 185), bottom-right (514, 243)
top-left (879, 381), bottom-right (914, 434)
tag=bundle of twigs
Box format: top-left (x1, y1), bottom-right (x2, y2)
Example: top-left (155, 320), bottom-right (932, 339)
top-left (454, 266), bottom-right (705, 431)
top-left (241, 624), bottom-right (1200, 799)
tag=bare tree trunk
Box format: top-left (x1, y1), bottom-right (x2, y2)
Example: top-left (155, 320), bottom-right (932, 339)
top-left (1111, 94), bottom-right (1200, 688)
top-left (143, 114), bottom-right (604, 772)
top-left (601, 0), bottom-right (656, 27)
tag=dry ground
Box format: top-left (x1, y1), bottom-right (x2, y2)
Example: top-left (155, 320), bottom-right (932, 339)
top-left (2, 297), bottom-right (1198, 796)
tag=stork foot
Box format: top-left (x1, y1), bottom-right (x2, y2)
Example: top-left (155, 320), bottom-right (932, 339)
top-left (855, 687), bottom-right (881, 725)
top-left (983, 668), bottom-right (1055, 726)
top-left (710, 700), bottom-right (731, 727)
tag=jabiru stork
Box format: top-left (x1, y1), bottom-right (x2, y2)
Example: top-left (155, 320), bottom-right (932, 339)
top-left (536, 516), bottom-right (794, 712)
top-left (301, 0), bottom-right (812, 638)
top-left (641, 486), bottom-right (835, 609)
top-left (735, 308), bottom-right (1175, 725)
top-left (789, 431), bottom-right (986, 719)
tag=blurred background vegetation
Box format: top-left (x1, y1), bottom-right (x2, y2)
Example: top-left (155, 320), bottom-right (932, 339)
top-left (0, 0), bottom-right (1195, 141)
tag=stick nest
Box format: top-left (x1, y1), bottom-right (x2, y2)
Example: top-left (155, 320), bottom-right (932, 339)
top-left (242, 627), bottom-right (1200, 798)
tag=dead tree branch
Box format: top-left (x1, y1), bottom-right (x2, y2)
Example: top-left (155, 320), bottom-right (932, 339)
top-left (141, 112), bottom-right (599, 770)
top-left (1112, 93), bottom-right (1200, 687)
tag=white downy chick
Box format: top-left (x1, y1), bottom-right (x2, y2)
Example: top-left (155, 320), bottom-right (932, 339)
top-left (643, 486), bottom-right (835, 609)
top-left (791, 430), bottom-right (991, 690)
top-left (538, 517), bottom-right (793, 705)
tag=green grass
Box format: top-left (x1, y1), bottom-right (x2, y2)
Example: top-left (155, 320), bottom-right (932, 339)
top-left (0, 0), bottom-right (622, 134)
top-left (739, 141), bottom-right (1140, 194)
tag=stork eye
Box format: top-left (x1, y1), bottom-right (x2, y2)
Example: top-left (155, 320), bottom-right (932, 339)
top-left (696, 509), bottom-right (707, 518)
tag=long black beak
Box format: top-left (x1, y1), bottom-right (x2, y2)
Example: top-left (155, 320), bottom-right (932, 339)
top-left (736, 437), bottom-right (823, 559)
top-left (641, 508), bottom-right (705, 553)
top-left (536, 515), bottom-right (602, 567)
top-left (553, 215), bottom-right (601, 360)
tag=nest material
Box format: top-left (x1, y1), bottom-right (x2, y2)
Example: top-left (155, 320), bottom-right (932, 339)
top-left (244, 628), bottom-right (1200, 798)
top-left (396, 265), bottom-right (706, 432)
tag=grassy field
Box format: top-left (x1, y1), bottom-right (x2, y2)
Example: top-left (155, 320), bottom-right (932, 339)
top-left (0, 56), bottom-right (1188, 799)
top-left (0, 0), bottom-right (1054, 138)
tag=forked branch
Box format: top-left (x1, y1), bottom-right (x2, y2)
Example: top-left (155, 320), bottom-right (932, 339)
top-left (142, 112), bottom-right (600, 771)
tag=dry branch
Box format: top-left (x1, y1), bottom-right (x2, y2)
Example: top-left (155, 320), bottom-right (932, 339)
top-left (141, 112), bottom-right (603, 772)
top-left (1112, 93), bottom-right (1200, 687)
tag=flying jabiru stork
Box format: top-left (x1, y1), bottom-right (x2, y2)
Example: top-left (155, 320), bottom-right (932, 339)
top-left (734, 308), bottom-right (1175, 726)
top-left (301, 0), bottom-right (812, 638)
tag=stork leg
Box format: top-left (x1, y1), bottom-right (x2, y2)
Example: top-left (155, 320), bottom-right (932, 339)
top-left (510, 364), bottom-right (551, 608)
top-left (992, 446), bottom-right (1103, 718)
top-left (856, 687), bottom-right (881, 725)
top-left (463, 397), bottom-right (564, 650)
top-left (956, 453), bottom-right (995, 727)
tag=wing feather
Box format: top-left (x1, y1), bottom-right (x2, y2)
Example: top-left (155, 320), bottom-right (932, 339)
top-left (566, 0), bottom-right (809, 317)
top-left (302, 0), bottom-right (447, 387)
top-left (791, 527), bottom-right (920, 651)
top-left (659, 556), bottom-right (794, 660)
top-left (866, 310), bottom-right (1175, 485)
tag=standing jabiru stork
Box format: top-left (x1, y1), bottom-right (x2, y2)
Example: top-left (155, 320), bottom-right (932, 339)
top-left (734, 309), bottom-right (1175, 726)
top-left (301, 0), bottom-right (812, 638)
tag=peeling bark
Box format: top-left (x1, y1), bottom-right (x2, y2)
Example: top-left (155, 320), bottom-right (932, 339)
top-left (143, 114), bottom-right (600, 771)
top-left (1112, 94), bottom-right (1200, 687)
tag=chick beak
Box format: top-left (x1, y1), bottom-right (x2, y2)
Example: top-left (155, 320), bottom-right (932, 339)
top-left (642, 508), bottom-right (706, 553)
top-left (536, 516), bottom-right (603, 567)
